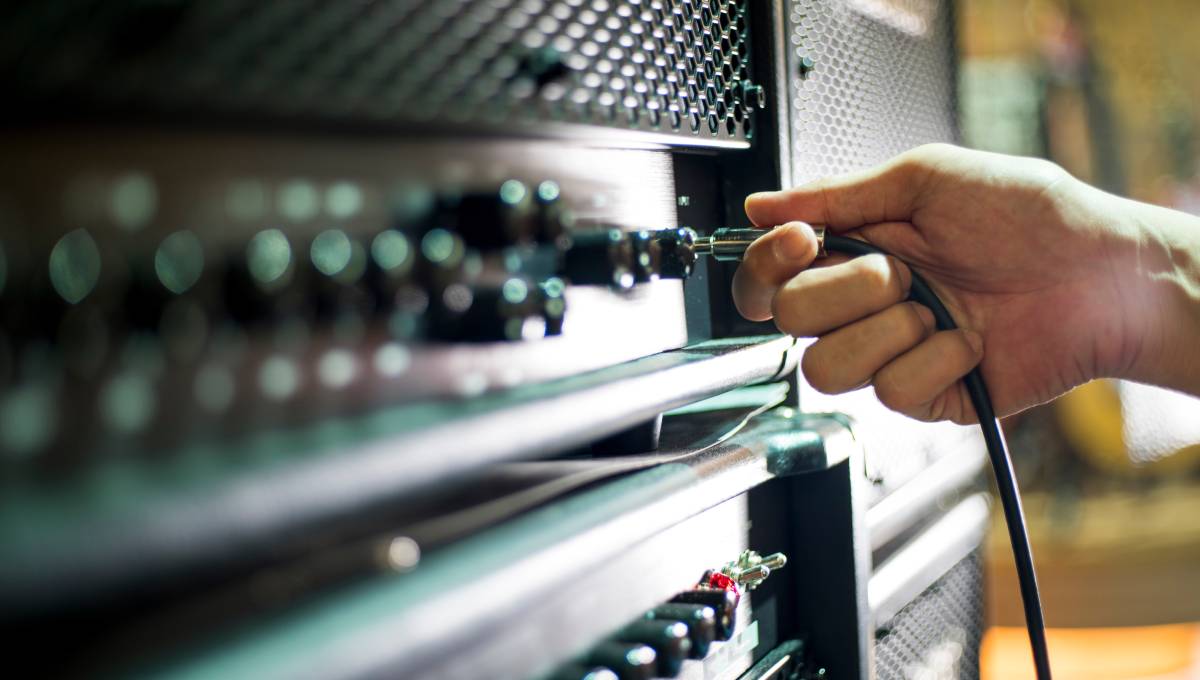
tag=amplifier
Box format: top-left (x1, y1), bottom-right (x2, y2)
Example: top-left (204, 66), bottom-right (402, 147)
top-left (0, 2), bottom-right (985, 679)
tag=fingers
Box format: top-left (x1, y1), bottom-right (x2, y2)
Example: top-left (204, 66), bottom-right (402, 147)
top-left (873, 330), bottom-right (984, 424)
top-left (802, 302), bottom-right (937, 394)
top-left (771, 253), bottom-right (912, 337)
top-left (802, 317), bottom-right (984, 424)
top-left (745, 145), bottom-right (944, 231)
top-left (731, 221), bottom-right (821, 321)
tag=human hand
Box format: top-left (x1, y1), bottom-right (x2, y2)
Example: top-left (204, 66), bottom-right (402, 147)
top-left (733, 143), bottom-right (1200, 422)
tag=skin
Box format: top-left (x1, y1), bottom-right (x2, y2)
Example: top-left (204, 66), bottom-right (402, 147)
top-left (732, 143), bottom-right (1200, 424)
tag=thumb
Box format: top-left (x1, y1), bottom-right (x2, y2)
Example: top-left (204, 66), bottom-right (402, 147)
top-left (745, 148), bottom-right (934, 231)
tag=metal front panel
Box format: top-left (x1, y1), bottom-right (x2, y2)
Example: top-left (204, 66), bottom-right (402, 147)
top-left (779, 0), bottom-right (979, 522)
top-left (875, 550), bottom-right (984, 680)
top-left (1, 0), bottom-right (764, 147)
top-left (0, 132), bottom-right (689, 465)
top-left (783, 0), bottom-right (958, 182)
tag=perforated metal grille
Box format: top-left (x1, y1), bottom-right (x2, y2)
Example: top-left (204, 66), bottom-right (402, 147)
top-left (785, 0), bottom-right (958, 181)
top-left (1, 0), bottom-right (758, 144)
top-left (875, 550), bottom-right (984, 680)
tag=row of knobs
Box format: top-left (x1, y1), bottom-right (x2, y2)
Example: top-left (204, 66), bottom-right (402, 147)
top-left (0, 181), bottom-right (702, 389)
top-left (552, 595), bottom-right (736, 680)
top-left (551, 550), bottom-right (788, 680)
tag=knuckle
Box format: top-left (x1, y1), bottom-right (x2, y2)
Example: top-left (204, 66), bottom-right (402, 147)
top-left (769, 290), bottom-right (802, 336)
top-left (927, 393), bottom-right (949, 422)
top-left (873, 373), bottom-right (919, 413)
top-left (901, 302), bottom-right (933, 340)
top-left (949, 409), bottom-right (977, 426)
top-left (857, 255), bottom-right (908, 302)
top-left (731, 268), bottom-right (770, 321)
top-left (891, 153), bottom-right (927, 179)
top-left (800, 343), bottom-right (838, 393)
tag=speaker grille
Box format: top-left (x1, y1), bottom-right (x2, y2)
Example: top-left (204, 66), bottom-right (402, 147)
top-left (1, 0), bottom-right (758, 144)
top-left (785, 0), bottom-right (958, 181)
top-left (875, 550), bottom-right (985, 680)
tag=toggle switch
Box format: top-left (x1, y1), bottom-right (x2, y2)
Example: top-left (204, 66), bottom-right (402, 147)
top-left (645, 603), bottom-right (717, 659)
top-left (614, 620), bottom-right (691, 677)
top-left (586, 642), bottom-right (658, 680)
top-left (670, 589), bottom-right (738, 641)
top-left (720, 550), bottom-right (788, 591)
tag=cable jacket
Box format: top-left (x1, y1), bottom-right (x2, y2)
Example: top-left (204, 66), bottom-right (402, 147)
top-left (823, 234), bottom-right (1052, 680)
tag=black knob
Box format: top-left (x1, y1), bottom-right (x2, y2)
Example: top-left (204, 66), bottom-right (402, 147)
top-left (428, 276), bottom-right (550, 343)
top-left (627, 231), bottom-right (662, 283)
top-left (538, 277), bottom-right (567, 336)
top-left (365, 229), bottom-right (415, 318)
top-left (123, 251), bottom-right (174, 331)
top-left (415, 228), bottom-right (470, 289)
top-left (646, 603), bottom-right (717, 658)
top-left (560, 229), bottom-right (635, 289)
top-left (652, 227), bottom-right (698, 279)
top-left (614, 620), bottom-right (691, 677)
top-left (222, 229), bottom-right (305, 327)
top-left (309, 229), bottom-right (371, 322)
top-left (670, 589), bottom-right (738, 640)
top-left (444, 181), bottom-right (537, 251)
top-left (533, 180), bottom-right (571, 243)
top-left (586, 642), bottom-right (657, 680)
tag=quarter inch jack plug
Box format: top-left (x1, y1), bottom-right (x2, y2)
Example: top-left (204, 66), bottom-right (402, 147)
top-left (690, 226), bottom-right (827, 262)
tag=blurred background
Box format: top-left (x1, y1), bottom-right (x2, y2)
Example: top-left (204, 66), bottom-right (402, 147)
top-left (958, 1), bottom-right (1200, 677)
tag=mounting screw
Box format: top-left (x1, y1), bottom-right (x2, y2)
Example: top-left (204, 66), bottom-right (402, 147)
top-left (798, 55), bottom-right (816, 79)
top-left (741, 81), bottom-right (766, 109)
top-left (677, 195), bottom-right (691, 207)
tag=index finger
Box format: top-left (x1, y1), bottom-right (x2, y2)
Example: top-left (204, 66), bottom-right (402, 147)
top-left (745, 151), bottom-right (929, 231)
top-left (731, 221), bottom-right (821, 321)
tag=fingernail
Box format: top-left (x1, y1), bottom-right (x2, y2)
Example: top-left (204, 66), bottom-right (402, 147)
top-left (963, 330), bottom-right (984, 356)
top-left (746, 190), bottom-right (779, 202)
top-left (772, 222), bottom-right (815, 261)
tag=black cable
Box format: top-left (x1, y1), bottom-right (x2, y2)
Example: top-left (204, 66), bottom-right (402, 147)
top-left (823, 234), bottom-right (1052, 680)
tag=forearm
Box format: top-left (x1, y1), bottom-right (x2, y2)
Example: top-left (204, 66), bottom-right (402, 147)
top-left (1103, 188), bottom-right (1200, 394)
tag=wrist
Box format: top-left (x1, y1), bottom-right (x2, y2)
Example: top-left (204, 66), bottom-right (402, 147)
top-left (1102, 190), bottom-right (1200, 393)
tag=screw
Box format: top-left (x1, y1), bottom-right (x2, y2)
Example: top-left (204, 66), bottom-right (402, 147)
top-left (798, 55), bottom-right (815, 79)
top-left (741, 81), bottom-right (766, 109)
top-left (677, 195), bottom-right (691, 207)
